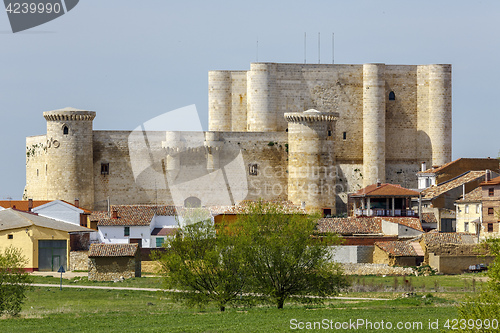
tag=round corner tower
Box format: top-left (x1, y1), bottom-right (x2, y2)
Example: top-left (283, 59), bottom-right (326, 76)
top-left (285, 109), bottom-right (338, 214)
top-left (44, 107), bottom-right (96, 210)
top-left (247, 62), bottom-right (278, 132)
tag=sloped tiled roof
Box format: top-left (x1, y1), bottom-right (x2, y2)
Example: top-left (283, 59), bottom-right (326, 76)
top-left (417, 158), bottom-right (498, 175)
top-left (420, 171), bottom-right (485, 200)
top-left (456, 187), bottom-right (482, 203)
top-left (316, 217), bottom-right (382, 235)
top-left (209, 200), bottom-right (306, 216)
top-left (380, 217), bottom-right (424, 232)
top-left (420, 212), bottom-right (437, 224)
top-left (422, 232), bottom-right (477, 246)
top-left (480, 175), bottom-right (500, 186)
top-left (88, 243), bottom-right (138, 257)
top-left (0, 200), bottom-right (51, 211)
top-left (0, 208), bottom-right (92, 233)
top-left (151, 227), bottom-right (178, 236)
top-left (375, 240), bottom-right (419, 257)
top-left (92, 205), bottom-right (178, 226)
top-left (350, 183), bottom-right (419, 197)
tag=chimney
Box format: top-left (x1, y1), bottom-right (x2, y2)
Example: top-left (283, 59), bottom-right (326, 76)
top-left (421, 161), bottom-right (427, 172)
top-left (111, 210), bottom-right (118, 219)
top-left (486, 169), bottom-right (491, 182)
top-left (74, 198), bottom-right (79, 208)
top-left (376, 179), bottom-right (381, 187)
top-left (28, 198), bottom-right (33, 212)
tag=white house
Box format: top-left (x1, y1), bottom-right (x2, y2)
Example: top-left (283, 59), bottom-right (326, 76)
top-left (32, 200), bottom-right (90, 226)
top-left (91, 205), bottom-right (181, 248)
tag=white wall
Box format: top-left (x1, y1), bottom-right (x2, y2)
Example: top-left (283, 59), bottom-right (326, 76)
top-left (33, 200), bottom-right (83, 225)
top-left (98, 225), bottom-right (151, 248)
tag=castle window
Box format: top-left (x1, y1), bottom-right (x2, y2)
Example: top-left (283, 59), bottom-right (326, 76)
top-left (342, 132), bottom-right (347, 140)
top-left (8, 234), bottom-right (13, 239)
top-left (101, 163), bottom-right (109, 175)
top-left (249, 164), bottom-right (258, 176)
top-left (327, 129), bottom-right (332, 137)
top-left (63, 126), bottom-right (69, 135)
top-left (389, 91), bottom-right (396, 100)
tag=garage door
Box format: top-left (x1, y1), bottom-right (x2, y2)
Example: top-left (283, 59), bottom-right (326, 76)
top-left (38, 240), bottom-right (67, 271)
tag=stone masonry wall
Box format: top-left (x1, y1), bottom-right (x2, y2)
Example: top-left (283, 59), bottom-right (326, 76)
top-left (88, 257), bottom-right (138, 281)
top-left (70, 251), bottom-right (89, 271)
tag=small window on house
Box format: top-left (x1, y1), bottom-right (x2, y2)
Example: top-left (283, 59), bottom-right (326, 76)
top-left (488, 207), bottom-right (494, 215)
top-left (8, 234), bottom-right (13, 239)
top-left (63, 126), bottom-right (69, 135)
top-left (465, 205), bottom-right (469, 214)
top-left (488, 223), bottom-right (494, 232)
top-left (342, 132), bottom-right (347, 140)
top-left (101, 163), bottom-right (109, 175)
top-left (249, 164), bottom-right (258, 176)
top-left (476, 205), bottom-right (481, 214)
top-left (124, 226), bottom-right (130, 237)
top-left (37, 169), bottom-right (39, 177)
top-left (464, 222), bottom-right (469, 232)
top-left (489, 188), bottom-right (495, 197)
top-left (156, 237), bottom-right (165, 248)
top-left (389, 91), bottom-right (396, 100)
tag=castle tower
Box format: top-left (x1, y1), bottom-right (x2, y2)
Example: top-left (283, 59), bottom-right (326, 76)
top-left (208, 71), bottom-right (232, 131)
top-left (362, 63), bottom-right (386, 187)
top-left (247, 63), bottom-right (278, 132)
top-left (43, 107), bottom-right (96, 210)
top-left (285, 109), bottom-right (338, 213)
top-left (428, 64), bottom-right (452, 167)
top-left (204, 131), bottom-right (222, 172)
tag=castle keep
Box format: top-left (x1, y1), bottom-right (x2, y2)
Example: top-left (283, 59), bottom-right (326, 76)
top-left (25, 63), bottom-right (452, 213)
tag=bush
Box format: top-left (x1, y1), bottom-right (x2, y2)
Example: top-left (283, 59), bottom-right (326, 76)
top-left (0, 247), bottom-right (32, 316)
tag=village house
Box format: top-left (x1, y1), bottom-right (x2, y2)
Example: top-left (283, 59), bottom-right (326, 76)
top-left (0, 208), bottom-right (93, 271)
top-left (88, 243), bottom-right (141, 281)
top-left (455, 187), bottom-right (482, 235)
top-left (479, 174), bottom-right (500, 237)
top-left (90, 205), bottom-right (179, 248)
top-left (417, 158), bottom-right (499, 190)
top-left (373, 240), bottom-right (424, 267)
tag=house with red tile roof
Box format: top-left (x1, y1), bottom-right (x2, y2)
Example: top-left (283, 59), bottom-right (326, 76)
top-left (88, 243), bottom-right (141, 281)
top-left (373, 240), bottom-right (424, 267)
top-left (90, 205), bottom-right (181, 248)
top-left (417, 158), bottom-right (499, 190)
top-left (349, 182), bottom-right (419, 218)
top-left (479, 174), bottom-right (500, 237)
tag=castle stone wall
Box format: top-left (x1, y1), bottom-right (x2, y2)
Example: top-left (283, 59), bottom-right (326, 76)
top-left (25, 135), bottom-right (47, 200)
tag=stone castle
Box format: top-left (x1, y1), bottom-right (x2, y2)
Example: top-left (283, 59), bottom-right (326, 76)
top-left (25, 63), bottom-right (452, 213)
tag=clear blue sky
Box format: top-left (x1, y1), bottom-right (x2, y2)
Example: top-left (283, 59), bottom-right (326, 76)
top-left (1, 0), bottom-right (499, 199)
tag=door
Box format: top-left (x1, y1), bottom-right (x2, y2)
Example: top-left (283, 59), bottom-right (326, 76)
top-left (38, 240), bottom-right (67, 271)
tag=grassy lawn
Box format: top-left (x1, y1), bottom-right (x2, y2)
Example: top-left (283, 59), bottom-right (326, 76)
top-left (1, 286), bottom-right (459, 333)
top-left (0, 274), bottom-right (480, 332)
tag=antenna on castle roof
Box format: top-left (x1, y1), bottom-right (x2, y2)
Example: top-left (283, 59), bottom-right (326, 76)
top-left (256, 36), bottom-right (259, 62)
top-left (304, 32), bottom-right (306, 64)
top-left (318, 32), bottom-right (320, 64)
top-left (332, 32), bottom-right (334, 64)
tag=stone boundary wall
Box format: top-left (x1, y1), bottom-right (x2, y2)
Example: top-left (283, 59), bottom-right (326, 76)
top-left (342, 263), bottom-right (416, 276)
top-left (69, 251), bottom-right (89, 271)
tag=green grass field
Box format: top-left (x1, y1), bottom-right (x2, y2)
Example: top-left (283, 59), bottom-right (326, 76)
top-left (0, 273), bottom-right (484, 332)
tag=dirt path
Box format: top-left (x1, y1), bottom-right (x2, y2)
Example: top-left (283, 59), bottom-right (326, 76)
top-left (30, 283), bottom-right (390, 301)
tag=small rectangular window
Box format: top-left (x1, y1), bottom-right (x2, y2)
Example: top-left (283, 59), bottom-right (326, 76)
top-left (8, 234), bottom-right (13, 239)
top-left (488, 207), bottom-right (494, 215)
top-left (476, 205), bottom-right (481, 214)
top-left (488, 223), bottom-right (494, 232)
top-left (248, 164), bottom-right (258, 176)
top-left (465, 205), bottom-right (469, 214)
top-left (101, 163), bottom-right (109, 175)
top-left (342, 132), bottom-right (347, 140)
top-left (124, 226), bottom-right (130, 237)
top-left (156, 237), bottom-right (164, 248)
top-left (489, 188), bottom-right (495, 197)
top-left (464, 222), bottom-right (469, 232)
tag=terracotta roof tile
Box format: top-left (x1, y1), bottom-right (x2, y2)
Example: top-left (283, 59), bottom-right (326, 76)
top-left (456, 187), bottom-right (482, 203)
top-left (88, 244), bottom-right (139, 257)
top-left (420, 213), bottom-right (437, 224)
top-left (316, 217), bottom-right (382, 235)
top-left (380, 217), bottom-right (424, 232)
top-left (209, 200), bottom-right (306, 215)
top-left (420, 171), bottom-right (485, 200)
top-left (351, 183), bottom-right (419, 197)
top-left (480, 175), bottom-right (500, 186)
top-left (0, 200), bottom-right (51, 211)
top-left (151, 227), bottom-right (178, 236)
top-left (92, 205), bottom-right (178, 226)
top-left (422, 232), bottom-right (477, 246)
top-left (375, 240), bottom-right (419, 257)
